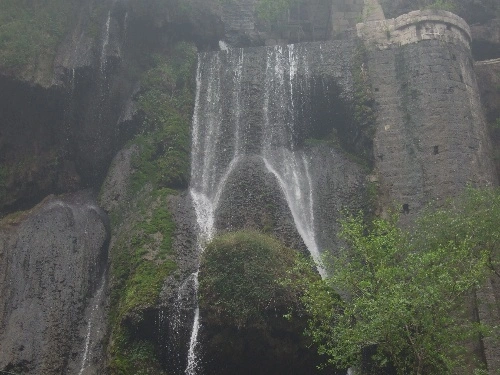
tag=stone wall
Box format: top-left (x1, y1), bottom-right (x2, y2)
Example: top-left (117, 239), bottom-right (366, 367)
top-left (358, 8), bottom-right (496, 215)
top-left (357, 9), bottom-right (471, 49)
top-left (475, 59), bottom-right (500, 177)
top-left (222, 0), bottom-right (366, 47)
top-left (358, 8), bottom-right (499, 373)
top-left (330, 0), bottom-right (365, 38)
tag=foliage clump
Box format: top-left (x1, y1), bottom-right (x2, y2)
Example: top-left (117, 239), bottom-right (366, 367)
top-left (108, 189), bottom-right (176, 374)
top-left (130, 42), bottom-right (197, 193)
top-left (0, 0), bottom-right (79, 81)
top-left (199, 230), bottom-right (318, 328)
top-left (108, 40), bottom-right (197, 374)
top-left (301, 188), bottom-right (500, 375)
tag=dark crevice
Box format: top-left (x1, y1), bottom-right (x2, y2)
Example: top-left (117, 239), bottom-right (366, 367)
top-left (403, 203), bottom-right (410, 214)
top-left (472, 41), bottom-right (500, 61)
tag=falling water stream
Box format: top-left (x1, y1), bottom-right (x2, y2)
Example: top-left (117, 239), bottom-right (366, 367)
top-left (186, 43), bottom-right (325, 373)
top-left (78, 273), bottom-right (106, 375)
top-left (100, 11), bottom-right (111, 74)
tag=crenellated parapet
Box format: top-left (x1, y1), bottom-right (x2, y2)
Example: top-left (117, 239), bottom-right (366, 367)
top-left (357, 9), bottom-right (472, 49)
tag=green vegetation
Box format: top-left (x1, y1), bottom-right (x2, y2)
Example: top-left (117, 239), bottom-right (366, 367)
top-left (130, 42), bottom-right (197, 193)
top-left (350, 42), bottom-right (376, 166)
top-left (300, 188), bottom-right (500, 375)
top-left (0, 0), bottom-right (79, 80)
top-left (255, 0), bottom-right (299, 21)
top-left (199, 231), bottom-right (318, 328)
top-left (110, 329), bottom-right (168, 375)
top-left (108, 40), bottom-right (197, 374)
top-left (108, 189), bottom-right (176, 374)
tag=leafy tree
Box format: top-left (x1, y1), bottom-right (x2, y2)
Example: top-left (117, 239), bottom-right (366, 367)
top-left (301, 188), bottom-right (500, 375)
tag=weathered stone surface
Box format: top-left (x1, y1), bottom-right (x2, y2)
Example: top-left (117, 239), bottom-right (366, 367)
top-left (0, 191), bottom-right (109, 375)
top-left (99, 144), bottom-right (139, 213)
top-left (360, 11), bottom-right (497, 219)
top-left (222, 0), bottom-right (364, 47)
top-left (360, 10), bottom-right (498, 373)
top-left (379, 0), bottom-right (499, 25)
top-left (475, 60), bottom-right (500, 177)
top-left (357, 9), bottom-right (472, 50)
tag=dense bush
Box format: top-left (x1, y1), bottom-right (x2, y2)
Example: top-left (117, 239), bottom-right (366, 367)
top-left (131, 41), bottom-right (197, 192)
top-left (199, 230), bottom-right (317, 327)
top-left (198, 231), bottom-right (340, 375)
top-left (301, 188), bottom-right (500, 375)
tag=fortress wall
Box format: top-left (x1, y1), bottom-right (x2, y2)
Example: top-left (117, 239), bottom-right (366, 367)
top-left (358, 9), bottom-right (497, 215)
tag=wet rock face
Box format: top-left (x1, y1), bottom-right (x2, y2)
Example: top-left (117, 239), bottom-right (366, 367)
top-left (0, 75), bottom-right (78, 213)
top-left (0, 191), bottom-right (109, 375)
top-left (215, 156), bottom-right (309, 253)
top-left (475, 61), bottom-right (500, 179)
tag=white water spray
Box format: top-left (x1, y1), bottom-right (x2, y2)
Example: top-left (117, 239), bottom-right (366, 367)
top-left (100, 11), bottom-right (111, 74)
top-left (78, 275), bottom-right (106, 375)
top-left (186, 49), bottom-right (245, 374)
top-left (185, 43), bottom-right (326, 373)
top-left (262, 45), bottom-right (325, 277)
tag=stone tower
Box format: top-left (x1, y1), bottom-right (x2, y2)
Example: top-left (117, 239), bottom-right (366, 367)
top-left (358, 9), bottom-right (497, 216)
top-left (357, 6), bottom-right (499, 372)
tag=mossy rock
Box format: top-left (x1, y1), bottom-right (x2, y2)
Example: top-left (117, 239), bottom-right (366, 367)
top-left (198, 230), bottom-right (339, 375)
top-left (0, 0), bottom-right (80, 84)
top-left (199, 230), bottom-right (312, 327)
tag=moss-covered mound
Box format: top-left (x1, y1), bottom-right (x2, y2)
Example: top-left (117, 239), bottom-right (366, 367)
top-left (199, 231), bottom-right (309, 326)
top-left (198, 231), bottom-right (339, 375)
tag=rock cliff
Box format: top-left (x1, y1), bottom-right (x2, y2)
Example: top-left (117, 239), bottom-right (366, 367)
top-left (0, 0), bottom-right (499, 374)
top-left (0, 191), bottom-right (109, 374)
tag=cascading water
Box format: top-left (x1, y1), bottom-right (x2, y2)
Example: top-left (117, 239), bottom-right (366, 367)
top-left (185, 42), bottom-right (328, 373)
top-left (100, 11), bottom-right (111, 74)
top-left (186, 47), bottom-right (245, 374)
top-left (78, 274), bottom-right (106, 375)
top-left (261, 45), bottom-right (325, 277)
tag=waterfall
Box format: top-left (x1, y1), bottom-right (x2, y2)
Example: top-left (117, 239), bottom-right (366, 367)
top-left (78, 273), bottom-right (106, 375)
top-left (261, 45), bottom-right (325, 277)
top-left (186, 48), bottom-right (245, 374)
top-left (100, 11), bottom-right (111, 74)
top-left (186, 42), bottom-right (326, 373)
